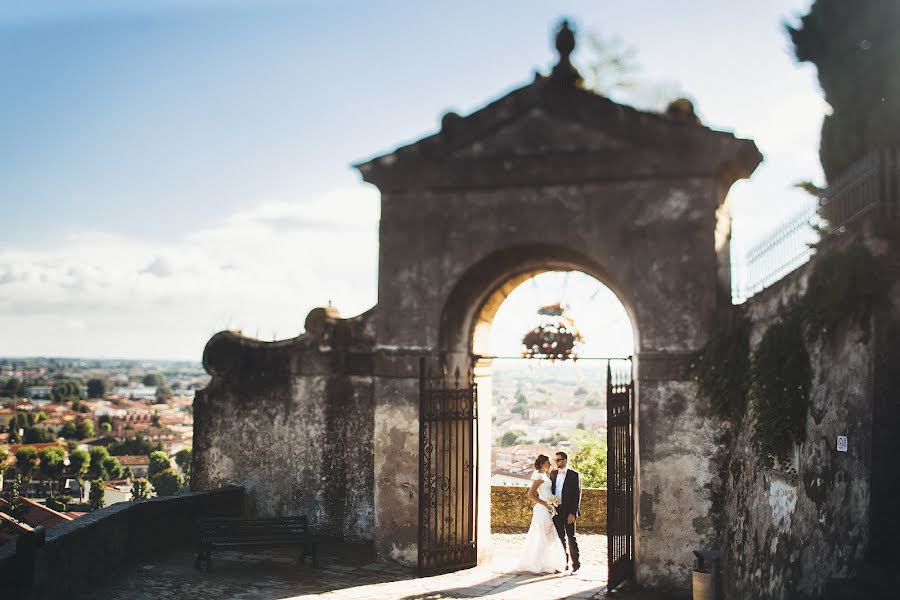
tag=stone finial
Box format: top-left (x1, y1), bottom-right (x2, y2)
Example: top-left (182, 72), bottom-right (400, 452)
top-left (549, 19), bottom-right (583, 88)
top-left (665, 98), bottom-right (701, 124)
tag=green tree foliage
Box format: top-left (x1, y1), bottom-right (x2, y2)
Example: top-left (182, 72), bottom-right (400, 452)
top-left (46, 495), bottom-right (71, 512)
top-left (86, 378), bottom-right (109, 399)
top-left (572, 436), bottom-right (608, 488)
top-left (88, 447), bottom-right (111, 479)
top-left (148, 451), bottom-right (170, 479)
top-left (38, 447), bottom-right (66, 481)
top-left (499, 430), bottom-right (527, 447)
top-left (88, 479), bottom-right (105, 510)
top-left (68, 449), bottom-right (90, 484)
top-left (22, 426), bottom-right (53, 444)
top-left (76, 419), bottom-right (94, 439)
top-left (131, 478), bottom-right (153, 501)
top-left (573, 386), bottom-right (588, 396)
top-left (100, 422), bottom-right (112, 433)
top-left (150, 468), bottom-right (184, 497)
top-left (108, 435), bottom-right (162, 456)
top-left (51, 380), bottom-right (82, 403)
top-left (4, 476), bottom-right (26, 518)
top-left (3, 378), bottom-right (22, 398)
top-left (15, 446), bottom-right (39, 482)
top-left (150, 411), bottom-right (161, 428)
top-left (0, 446), bottom-right (8, 470)
top-left (142, 373), bottom-right (165, 387)
top-left (101, 456), bottom-right (123, 479)
top-left (787, 0), bottom-right (900, 181)
top-left (174, 447), bottom-right (192, 482)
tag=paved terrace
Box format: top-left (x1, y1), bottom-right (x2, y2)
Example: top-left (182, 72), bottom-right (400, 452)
top-left (78, 533), bottom-right (679, 600)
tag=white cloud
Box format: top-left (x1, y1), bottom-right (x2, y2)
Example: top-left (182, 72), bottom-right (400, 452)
top-left (0, 186), bottom-right (380, 360)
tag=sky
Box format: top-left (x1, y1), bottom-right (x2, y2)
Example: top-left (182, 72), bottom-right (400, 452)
top-left (0, 0), bottom-right (823, 360)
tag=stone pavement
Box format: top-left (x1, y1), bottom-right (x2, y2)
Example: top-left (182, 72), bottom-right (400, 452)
top-left (81, 533), bottom-right (679, 600)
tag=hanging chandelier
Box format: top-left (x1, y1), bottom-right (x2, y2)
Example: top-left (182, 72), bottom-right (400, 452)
top-left (521, 302), bottom-right (584, 360)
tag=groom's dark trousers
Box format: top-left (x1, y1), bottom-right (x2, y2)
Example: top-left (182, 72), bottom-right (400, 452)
top-left (551, 468), bottom-right (581, 570)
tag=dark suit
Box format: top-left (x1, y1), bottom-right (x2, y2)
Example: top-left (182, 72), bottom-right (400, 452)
top-left (550, 467), bottom-right (581, 570)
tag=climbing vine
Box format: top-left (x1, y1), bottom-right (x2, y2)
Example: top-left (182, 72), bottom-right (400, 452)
top-left (750, 313), bottom-right (812, 467)
top-left (696, 244), bottom-right (883, 465)
top-left (694, 309), bottom-right (751, 421)
top-left (800, 244), bottom-right (883, 344)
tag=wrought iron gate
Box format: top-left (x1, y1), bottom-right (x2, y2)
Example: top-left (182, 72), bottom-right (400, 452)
top-left (607, 358), bottom-right (635, 590)
top-left (418, 359), bottom-right (478, 575)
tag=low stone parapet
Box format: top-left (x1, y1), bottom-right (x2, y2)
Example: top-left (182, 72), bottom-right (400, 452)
top-left (0, 486), bottom-right (245, 600)
top-left (491, 485), bottom-right (607, 533)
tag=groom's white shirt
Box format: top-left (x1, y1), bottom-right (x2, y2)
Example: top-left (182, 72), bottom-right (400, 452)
top-left (556, 466), bottom-right (568, 503)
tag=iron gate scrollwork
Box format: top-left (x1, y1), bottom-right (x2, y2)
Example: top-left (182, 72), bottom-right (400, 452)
top-left (607, 358), bottom-right (635, 590)
top-left (418, 358), bottom-right (478, 575)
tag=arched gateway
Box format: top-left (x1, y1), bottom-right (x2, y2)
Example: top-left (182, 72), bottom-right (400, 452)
top-left (194, 21), bottom-right (760, 594)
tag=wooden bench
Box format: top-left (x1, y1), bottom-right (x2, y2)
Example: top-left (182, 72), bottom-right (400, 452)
top-left (195, 515), bottom-right (324, 572)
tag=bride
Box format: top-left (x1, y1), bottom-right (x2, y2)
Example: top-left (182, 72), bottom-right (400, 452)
top-left (514, 454), bottom-right (567, 574)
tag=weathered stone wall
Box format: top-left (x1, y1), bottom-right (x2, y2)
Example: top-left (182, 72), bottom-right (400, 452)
top-left (193, 309), bottom-right (377, 541)
top-left (721, 227), bottom-right (899, 599)
top-left (490, 485), bottom-right (607, 532)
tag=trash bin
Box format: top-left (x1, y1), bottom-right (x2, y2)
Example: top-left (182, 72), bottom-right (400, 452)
top-left (692, 549), bottom-right (722, 600)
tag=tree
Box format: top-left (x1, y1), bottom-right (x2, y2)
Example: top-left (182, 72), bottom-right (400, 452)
top-left (150, 468), bottom-right (184, 497)
top-left (68, 449), bottom-right (90, 499)
top-left (131, 478), bottom-right (153, 501)
top-left (38, 447), bottom-right (66, 482)
top-left (88, 447), bottom-right (111, 479)
top-left (572, 436), bottom-right (608, 488)
top-left (88, 479), bottom-right (105, 510)
top-left (3, 378), bottom-right (22, 398)
top-left (787, 0), bottom-right (900, 181)
top-left (15, 446), bottom-right (39, 482)
top-left (142, 373), bottom-right (165, 387)
top-left (101, 455), bottom-right (123, 480)
top-left (86, 378), bottom-right (109, 399)
top-left (150, 411), bottom-right (161, 428)
top-left (155, 384), bottom-right (173, 402)
top-left (574, 386), bottom-right (588, 396)
top-left (148, 451), bottom-right (170, 479)
top-left (22, 426), bottom-right (53, 444)
top-left (100, 422), bottom-right (112, 433)
top-left (108, 435), bottom-right (161, 456)
top-left (51, 380), bottom-right (81, 403)
top-left (0, 446), bottom-right (8, 471)
top-left (499, 430), bottom-right (527, 448)
top-left (75, 419), bottom-right (95, 440)
top-left (4, 476), bottom-right (26, 518)
top-left (581, 29), bottom-right (686, 112)
top-left (174, 447), bottom-right (192, 483)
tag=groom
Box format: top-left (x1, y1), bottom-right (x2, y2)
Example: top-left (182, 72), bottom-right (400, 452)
top-left (550, 450), bottom-right (581, 573)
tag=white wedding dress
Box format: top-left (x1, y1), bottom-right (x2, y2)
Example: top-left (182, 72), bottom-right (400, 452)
top-left (514, 471), bottom-right (567, 574)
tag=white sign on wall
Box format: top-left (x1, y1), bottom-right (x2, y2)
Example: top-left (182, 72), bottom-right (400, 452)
top-left (837, 436), bottom-right (848, 452)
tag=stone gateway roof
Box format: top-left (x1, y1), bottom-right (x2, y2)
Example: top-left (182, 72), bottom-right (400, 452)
top-left (356, 22), bottom-right (761, 194)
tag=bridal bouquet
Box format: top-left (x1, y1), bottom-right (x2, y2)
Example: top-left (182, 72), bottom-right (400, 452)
top-left (546, 495), bottom-right (561, 517)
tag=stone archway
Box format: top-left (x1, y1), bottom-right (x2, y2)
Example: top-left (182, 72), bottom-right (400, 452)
top-left (358, 21), bottom-right (759, 589)
top-left (435, 247), bottom-right (638, 579)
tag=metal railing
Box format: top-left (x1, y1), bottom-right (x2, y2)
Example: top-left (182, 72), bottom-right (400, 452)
top-left (732, 147), bottom-right (898, 304)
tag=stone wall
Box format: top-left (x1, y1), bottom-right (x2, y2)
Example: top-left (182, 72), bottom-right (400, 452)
top-left (193, 308), bottom-right (377, 542)
top-left (490, 485), bottom-right (607, 533)
top-left (721, 226), bottom-right (899, 599)
top-left (0, 487), bottom-right (244, 600)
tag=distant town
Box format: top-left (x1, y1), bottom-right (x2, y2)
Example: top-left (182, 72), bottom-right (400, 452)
top-left (0, 356), bottom-right (205, 543)
top-left (0, 355), bottom-right (607, 543)
top-left (490, 361), bottom-right (608, 487)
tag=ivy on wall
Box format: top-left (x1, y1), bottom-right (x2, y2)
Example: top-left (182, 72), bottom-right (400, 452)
top-left (750, 313), bottom-right (812, 467)
top-left (696, 244), bottom-right (882, 465)
top-left (694, 309), bottom-right (751, 421)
